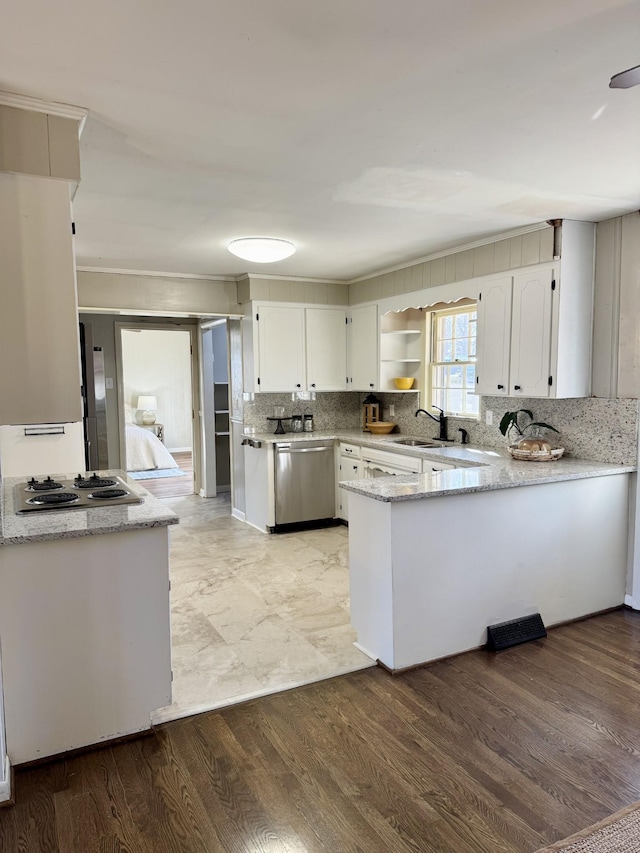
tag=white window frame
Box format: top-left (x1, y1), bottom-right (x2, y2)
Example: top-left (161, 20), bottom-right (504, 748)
top-left (429, 304), bottom-right (479, 419)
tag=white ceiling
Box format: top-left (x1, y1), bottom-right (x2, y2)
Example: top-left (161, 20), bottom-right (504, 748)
top-left (2, 0), bottom-right (639, 280)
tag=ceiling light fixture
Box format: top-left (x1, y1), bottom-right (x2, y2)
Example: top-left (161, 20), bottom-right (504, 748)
top-left (609, 64), bottom-right (640, 89)
top-left (227, 237), bottom-right (296, 263)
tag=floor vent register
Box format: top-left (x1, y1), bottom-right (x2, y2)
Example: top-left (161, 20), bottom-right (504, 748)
top-left (486, 613), bottom-right (547, 651)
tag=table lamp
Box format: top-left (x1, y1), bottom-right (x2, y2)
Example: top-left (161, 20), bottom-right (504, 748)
top-left (136, 395), bottom-right (158, 425)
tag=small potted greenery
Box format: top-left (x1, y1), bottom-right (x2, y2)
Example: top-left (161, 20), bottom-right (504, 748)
top-left (499, 409), bottom-right (563, 459)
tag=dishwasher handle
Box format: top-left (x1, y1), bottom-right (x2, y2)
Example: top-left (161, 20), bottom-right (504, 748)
top-left (276, 445), bottom-right (332, 454)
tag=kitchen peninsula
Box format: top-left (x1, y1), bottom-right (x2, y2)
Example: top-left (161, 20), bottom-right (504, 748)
top-left (0, 471), bottom-right (178, 767)
top-left (340, 446), bottom-right (635, 671)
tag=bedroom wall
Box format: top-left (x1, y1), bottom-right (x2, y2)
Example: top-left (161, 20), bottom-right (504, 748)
top-left (121, 328), bottom-right (193, 451)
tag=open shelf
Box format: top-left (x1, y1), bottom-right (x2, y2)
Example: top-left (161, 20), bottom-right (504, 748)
top-left (379, 308), bottom-right (425, 393)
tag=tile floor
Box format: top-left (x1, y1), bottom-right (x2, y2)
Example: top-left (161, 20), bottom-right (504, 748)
top-left (154, 493), bottom-right (374, 723)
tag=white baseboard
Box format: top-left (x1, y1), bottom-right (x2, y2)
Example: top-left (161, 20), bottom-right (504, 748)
top-left (625, 594), bottom-right (640, 610)
top-left (167, 446), bottom-right (192, 454)
top-left (231, 508), bottom-right (246, 522)
top-left (0, 755), bottom-right (11, 803)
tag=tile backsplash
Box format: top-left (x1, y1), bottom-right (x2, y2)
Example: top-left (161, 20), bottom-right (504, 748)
top-left (243, 392), bottom-right (361, 433)
top-left (243, 391), bottom-right (639, 465)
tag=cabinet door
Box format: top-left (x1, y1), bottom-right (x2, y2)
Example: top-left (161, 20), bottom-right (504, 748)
top-left (475, 276), bottom-right (512, 396)
top-left (256, 305), bottom-right (305, 392)
top-left (349, 305), bottom-right (378, 390)
top-left (510, 269), bottom-right (553, 397)
top-left (337, 456), bottom-right (361, 520)
top-left (0, 174), bottom-right (82, 424)
top-left (306, 308), bottom-right (347, 391)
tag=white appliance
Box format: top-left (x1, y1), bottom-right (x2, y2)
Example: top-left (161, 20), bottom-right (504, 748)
top-left (0, 422), bottom-right (85, 478)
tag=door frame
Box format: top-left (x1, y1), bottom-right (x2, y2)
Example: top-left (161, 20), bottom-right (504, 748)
top-left (115, 321), bottom-right (202, 495)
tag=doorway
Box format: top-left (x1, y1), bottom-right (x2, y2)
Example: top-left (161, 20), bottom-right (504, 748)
top-left (116, 323), bottom-right (199, 498)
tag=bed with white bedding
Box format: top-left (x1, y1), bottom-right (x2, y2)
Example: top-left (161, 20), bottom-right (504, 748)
top-left (125, 424), bottom-right (178, 472)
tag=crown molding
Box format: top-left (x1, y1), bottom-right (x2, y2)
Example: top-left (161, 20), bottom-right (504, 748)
top-left (0, 91), bottom-right (88, 136)
top-left (242, 273), bottom-right (349, 285)
top-left (79, 222), bottom-right (555, 286)
top-left (347, 221), bottom-right (552, 284)
top-left (77, 266), bottom-right (235, 282)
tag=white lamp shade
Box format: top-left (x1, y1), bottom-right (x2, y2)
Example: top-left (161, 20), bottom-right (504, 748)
top-left (136, 395), bottom-right (157, 410)
top-left (227, 237), bottom-right (295, 263)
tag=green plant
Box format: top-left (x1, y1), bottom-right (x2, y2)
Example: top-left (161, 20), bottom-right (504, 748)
top-left (499, 409), bottom-right (559, 440)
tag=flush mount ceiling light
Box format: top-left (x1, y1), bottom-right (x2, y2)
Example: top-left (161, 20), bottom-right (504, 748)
top-left (227, 237), bottom-right (296, 263)
top-left (610, 64), bottom-right (640, 89)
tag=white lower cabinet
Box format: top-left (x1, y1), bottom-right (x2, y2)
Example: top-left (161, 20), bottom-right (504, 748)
top-left (336, 442), bottom-right (362, 521)
top-left (244, 441), bottom-right (274, 531)
top-left (0, 527), bottom-right (172, 765)
top-left (361, 447), bottom-right (422, 477)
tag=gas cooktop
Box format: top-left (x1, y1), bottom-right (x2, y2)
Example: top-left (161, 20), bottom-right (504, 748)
top-left (14, 474), bottom-right (144, 514)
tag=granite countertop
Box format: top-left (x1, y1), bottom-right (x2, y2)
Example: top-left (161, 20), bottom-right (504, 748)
top-left (244, 428), bottom-right (468, 456)
top-left (244, 427), bottom-right (635, 501)
top-left (0, 470), bottom-right (179, 545)
top-left (339, 445), bottom-right (635, 502)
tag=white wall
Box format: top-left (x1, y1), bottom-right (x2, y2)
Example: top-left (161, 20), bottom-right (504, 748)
top-left (121, 329), bottom-right (193, 451)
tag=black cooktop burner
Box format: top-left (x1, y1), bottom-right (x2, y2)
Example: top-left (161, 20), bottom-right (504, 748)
top-left (27, 492), bottom-right (79, 506)
top-left (88, 489), bottom-right (129, 500)
top-left (73, 474), bottom-right (118, 489)
top-left (15, 475), bottom-right (142, 514)
top-left (26, 477), bottom-right (64, 492)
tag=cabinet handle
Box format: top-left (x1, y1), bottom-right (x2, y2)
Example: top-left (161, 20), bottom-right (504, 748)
top-left (514, 385), bottom-right (521, 390)
top-left (296, 383), bottom-right (301, 388)
top-left (311, 383), bottom-right (316, 388)
top-left (369, 383), bottom-right (374, 388)
top-left (497, 384), bottom-right (504, 390)
top-left (353, 465), bottom-right (358, 471)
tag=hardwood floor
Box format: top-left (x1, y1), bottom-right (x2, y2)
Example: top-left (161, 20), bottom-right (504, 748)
top-left (4, 609), bottom-right (640, 852)
top-left (137, 451), bottom-right (194, 498)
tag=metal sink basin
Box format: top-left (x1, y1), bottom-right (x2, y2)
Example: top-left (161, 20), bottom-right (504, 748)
top-left (391, 438), bottom-right (438, 447)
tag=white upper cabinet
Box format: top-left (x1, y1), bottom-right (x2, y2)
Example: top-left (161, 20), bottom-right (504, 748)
top-left (306, 307), bottom-right (347, 391)
top-left (255, 304), bottom-right (305, 392)
top-left (348, 304), bottom-right (378, 391)
top-left (510, 268), bottom-right (554, 397)
top-left (475, 276), bottom-right (512, 396)
top-left (475, 220), bottom-right (595, 399)
top-left (247, 303), bottom-right (347, 393)
top-left (0, 173), bottom-right (82, 424)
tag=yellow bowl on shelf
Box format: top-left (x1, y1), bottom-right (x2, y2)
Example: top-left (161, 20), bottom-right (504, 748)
top-left (366, 422), bottom-right (397, 434)
top-left (393, 377), bottom-right (414, 390)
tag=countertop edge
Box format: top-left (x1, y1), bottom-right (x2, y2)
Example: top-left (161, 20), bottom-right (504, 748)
top-left (1, 470), bottom-right (179, 546)
top-left (339, 464), bottom-right (635, 502)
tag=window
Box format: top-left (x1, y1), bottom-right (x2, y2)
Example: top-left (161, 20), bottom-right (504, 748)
top-left (430, 305), bottom-right (479, 417)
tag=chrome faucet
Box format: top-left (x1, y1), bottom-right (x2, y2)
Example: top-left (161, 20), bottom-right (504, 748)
top-left (415, 406), bottom-right (452, 442)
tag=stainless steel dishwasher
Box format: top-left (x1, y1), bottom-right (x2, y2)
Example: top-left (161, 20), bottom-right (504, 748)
top-left (274, 440), bottom-right (336, 528)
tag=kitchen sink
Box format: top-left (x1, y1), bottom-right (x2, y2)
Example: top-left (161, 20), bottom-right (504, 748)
top-left (390, 438), bottom-right (439, 447)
